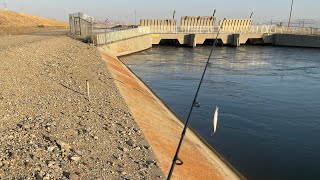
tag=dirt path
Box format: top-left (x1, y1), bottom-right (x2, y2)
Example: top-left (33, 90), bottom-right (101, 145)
top-left (0, 35), bottom-right (164, 179)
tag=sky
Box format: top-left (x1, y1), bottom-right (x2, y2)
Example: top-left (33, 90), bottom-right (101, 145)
top-left (1, 0), bottom-right (319, 24)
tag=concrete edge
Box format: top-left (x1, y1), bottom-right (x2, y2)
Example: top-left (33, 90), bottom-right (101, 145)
top-left (116, 57), bottom-right (246, 180)
top-left (97, 35), bottom-right (245, 179)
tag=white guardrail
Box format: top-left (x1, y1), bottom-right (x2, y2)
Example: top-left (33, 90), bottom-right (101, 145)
top-left (94, 26), bottom-right (320, 45)
top-left (149, 25), bottom-right (320, 35)
top-left (94, 27), bottom-right (150, 45)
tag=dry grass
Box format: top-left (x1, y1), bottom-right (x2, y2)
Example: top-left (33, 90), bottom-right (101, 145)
top-left (0, 10), bottom-right (67, 27)
top-left (0, 10), bottom-right (68, 36)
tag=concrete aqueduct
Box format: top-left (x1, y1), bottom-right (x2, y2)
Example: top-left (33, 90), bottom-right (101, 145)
top-left (140, 17), bottom-right (272, 47)
top-left (84, 15), bottom-right (320, 48)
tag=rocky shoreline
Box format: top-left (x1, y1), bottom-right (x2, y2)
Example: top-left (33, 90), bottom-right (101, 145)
top-left (0, 35), bottom-right (164, 179)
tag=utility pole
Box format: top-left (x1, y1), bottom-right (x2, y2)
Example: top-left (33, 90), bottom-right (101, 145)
top-left (173, 10), bottom-right (176, 20)
top-left (250, 11), bottom-right (254, 19)
top-left (104, 18), bottom-right (109, 33)
top-left (134, 10), bottom-right (137, 25)
top-left (3, 0), bottom-right (8, 11)
top-left (288, 0), bottom-right (294, 27)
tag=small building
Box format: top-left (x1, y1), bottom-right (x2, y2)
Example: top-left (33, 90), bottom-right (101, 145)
top-left (69, 12), bottom-right (94, 42)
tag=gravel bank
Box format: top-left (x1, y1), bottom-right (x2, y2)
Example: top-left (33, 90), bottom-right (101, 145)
top-left (0, 35), bottom-right (164, 179)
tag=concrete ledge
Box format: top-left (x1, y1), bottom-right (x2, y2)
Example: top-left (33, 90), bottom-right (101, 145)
top-left (99, 35), bottom-right (152, 57)
top-left (98, 40), bottom-right (244, 179)
top-left (274, 34), bottom-right (320, 48)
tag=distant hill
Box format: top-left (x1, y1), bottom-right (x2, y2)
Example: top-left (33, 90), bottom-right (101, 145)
top-left (0, 10), bottom-right (67, 27)
top-left (0, 10), bottom-right (68, 36)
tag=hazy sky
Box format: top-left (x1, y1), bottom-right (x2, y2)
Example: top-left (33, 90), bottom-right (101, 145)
top-left (2, 0), bottom-right (319, 24)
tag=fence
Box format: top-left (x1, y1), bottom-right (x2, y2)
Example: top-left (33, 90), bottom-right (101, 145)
top-left (146, 25), bottom-right (320, 35)
top-left (69, 13), bottom-right (94, 42)
top-left (147, 25), bottom-right (259, 34)
top-left (221, 25), bottom-right (320, 35)
top-left (94, 27), bottom-right (150, 45)
top-left (268, 26), bottom-right (320, 35)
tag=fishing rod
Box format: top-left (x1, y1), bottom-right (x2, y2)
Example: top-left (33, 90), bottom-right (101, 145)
top-left (166, 14), bottom-right (226, 179)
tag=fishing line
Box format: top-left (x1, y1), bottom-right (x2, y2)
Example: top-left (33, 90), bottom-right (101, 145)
top-left (167, 15), bottom-right (226, 179)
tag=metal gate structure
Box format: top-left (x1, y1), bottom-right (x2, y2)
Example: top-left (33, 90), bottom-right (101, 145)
top-left (69, 12), bottom-right (94, 42)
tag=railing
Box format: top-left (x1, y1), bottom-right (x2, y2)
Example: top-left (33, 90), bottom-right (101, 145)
top-left (148, 25), bottom-right (320, 35)
top-left (224, 26), bottom-right (320, 35)
top-left (94, 27), bottom-right (150, 45)
top-left (149, 26), bottom-right (218, 34)
top-left (270, 26), bottom-right (320, 35)
top-left (93, 25), bottom-right (320, 45)
top-left (148, 26), bottom-right (257, 34)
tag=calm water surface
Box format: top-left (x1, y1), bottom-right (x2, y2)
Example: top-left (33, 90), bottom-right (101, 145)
top-left (120, 46), bottom-right (320, 180)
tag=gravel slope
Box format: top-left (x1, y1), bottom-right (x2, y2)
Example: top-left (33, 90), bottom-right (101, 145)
top-left (0, 35), bottom-right (164, 179)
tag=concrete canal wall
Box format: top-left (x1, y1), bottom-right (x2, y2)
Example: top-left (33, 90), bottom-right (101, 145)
top-left (98, 36), bottom-right (244, 179)
top-left (274, 34), bottom-right (320, 48)
top-left (98, 35), bottom-right (152, 56)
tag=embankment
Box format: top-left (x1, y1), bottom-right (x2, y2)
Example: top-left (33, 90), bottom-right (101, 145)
top-left (98, 36), bottom-right (244, 179)
top-left (0, 10), bottom-right (67, 36)
top-left (0, 35), bottom-right (163, 179)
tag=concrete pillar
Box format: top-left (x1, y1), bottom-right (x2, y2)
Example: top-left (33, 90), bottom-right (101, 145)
top-left (181, 17), bottom-right (185, 27)
top-left (274, 34), bottom-right (280, 45)
top-left (196, 17), bottom-right (200, 27)
top-left (232, 34), bottom-right (240, 47)
top-left (171, 20), bottom-right (174, 32)
top-left (200, 18), bottom-right (204, 27)
top-left (190, 18), bottom-right (194, 28)
top-left (153, 20), bottom-right (157, 27)
top-left (189, 34), bottom-right (197, 47)
top-left (186, 17), bottom-right (189, 27)
top-left (208, 18), bottom-right (212, 27)
top-left (193, 17), bottom-right (197, 27)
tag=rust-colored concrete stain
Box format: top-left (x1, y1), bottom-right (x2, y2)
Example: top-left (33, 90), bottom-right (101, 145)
top-left (99, 48), bottom-right (241, 180)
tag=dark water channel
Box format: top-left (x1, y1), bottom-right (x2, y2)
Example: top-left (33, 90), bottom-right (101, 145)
top-left (120, 46), bottom-right (320, 180)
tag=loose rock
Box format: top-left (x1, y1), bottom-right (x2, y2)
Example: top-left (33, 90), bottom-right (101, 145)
top-left (0, 34), bottom-right (164, 179)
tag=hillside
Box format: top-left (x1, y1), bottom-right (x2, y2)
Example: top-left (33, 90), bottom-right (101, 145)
top-left (0, 10), bottom-right (67, 27)
top-left (0, 10), bottom-right (68, 36)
